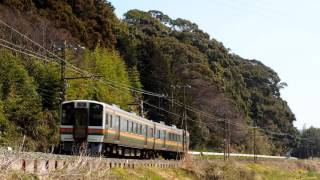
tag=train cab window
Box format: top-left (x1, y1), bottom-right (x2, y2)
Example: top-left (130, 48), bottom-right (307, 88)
top-left (62, 103), bottom-right (74, 125)
top-left (89, 103), bottom-right (103, 126)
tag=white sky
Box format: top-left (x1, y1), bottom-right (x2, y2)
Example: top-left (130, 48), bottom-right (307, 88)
top-left (109, 0), bottom-right (320, 129)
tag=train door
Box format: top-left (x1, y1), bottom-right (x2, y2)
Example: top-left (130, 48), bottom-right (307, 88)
top-left (104, 112), bottom-right (109, 139)
top-left (144, 125), bottom-right (148, 145)
top-left (153, 124), bottom-right (156, 149)
top-left (163, 130), bottom-right (166, 148)
top-left (116, 115), bottom-right (121, 141)
top-left (73, 105), bottom-right (88, 141)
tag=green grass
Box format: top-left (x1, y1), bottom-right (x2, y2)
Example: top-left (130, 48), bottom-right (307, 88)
top-left (1, 159), bottom-right (320, 180)
top-left (108, 167), bottom-right (197, 180)
top-left (244, 162), bottom-right (320, 180)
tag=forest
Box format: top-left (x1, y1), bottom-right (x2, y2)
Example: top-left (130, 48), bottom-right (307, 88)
top-left (0, 0), bottom-right (314, 157)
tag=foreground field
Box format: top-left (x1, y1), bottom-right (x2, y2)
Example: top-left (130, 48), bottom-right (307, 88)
top-left (1, 156), bottom-right (320, 179)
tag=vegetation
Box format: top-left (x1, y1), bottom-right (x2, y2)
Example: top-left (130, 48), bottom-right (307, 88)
top-left (1, 157), bottom-right (320, 180)
top-left (0, 0), bottom-right (303, 156)
top-left (292, 127), bottom-right (320, 158)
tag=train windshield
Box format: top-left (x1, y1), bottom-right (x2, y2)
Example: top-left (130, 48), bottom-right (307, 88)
top-left (62, 102), bottom-right (74, 125)
top-left (89, 103), bottom-right (103, 126)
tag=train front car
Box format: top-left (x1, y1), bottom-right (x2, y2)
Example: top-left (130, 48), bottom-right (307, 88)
top-left (60, 100), bottom-right (105, 154)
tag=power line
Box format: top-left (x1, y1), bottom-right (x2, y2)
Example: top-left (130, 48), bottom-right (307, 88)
top-left (0, 18), bottom-right (303, 146)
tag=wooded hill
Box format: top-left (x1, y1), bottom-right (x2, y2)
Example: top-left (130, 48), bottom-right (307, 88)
top-left (0, 0), bottom-right (299, 155)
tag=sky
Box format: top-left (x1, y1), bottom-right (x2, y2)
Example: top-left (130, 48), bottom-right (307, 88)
top-left (109, 0), bottom-right (320, 130)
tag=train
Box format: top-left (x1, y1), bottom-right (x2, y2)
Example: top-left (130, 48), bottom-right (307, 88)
top-left (59, 100), bottom-right (189, 159)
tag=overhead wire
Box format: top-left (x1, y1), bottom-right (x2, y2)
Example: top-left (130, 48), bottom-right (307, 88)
top-left (0, 18), bottom-right (303, 143)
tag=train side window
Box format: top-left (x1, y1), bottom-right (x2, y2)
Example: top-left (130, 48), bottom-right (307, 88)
top-left (156, 130), bottom-right (160, 139)
top-left (105, 113), bottom-right (109, 127)
top-left (121, 119), bottom-right (127, 132)
top-left (139, 124), bottom-right (142, 135)
top-left (114, 116), bottom-right (119, 129)
top-left (149, 128), bottom-right (152, 138)
top-left (162, 130), bottom-right (166, 140)
top-left (143, 125), bottom-right (147, 136)
top-left (124, 119), bottom-right (127, 132)
top-left (128, 121), bottom-right (132, 132)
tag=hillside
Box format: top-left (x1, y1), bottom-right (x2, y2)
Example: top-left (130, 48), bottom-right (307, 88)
top-left (0, 0), bottom-right (298, 155)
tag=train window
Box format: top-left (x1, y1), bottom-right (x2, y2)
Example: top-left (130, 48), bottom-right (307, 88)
top-left (62, 103), bottom-right (74, 125)
top-left (128, 121), bottom-right (132, 132)
top-left (120, 119), bottom-right (127, 132)
top-left (114, 116), bottom-right (120, 129)
top-left (139, 124), bottom-right (143, 135)
top-left (89, 103), bottom-right (103, 126)
top-left (143, 125), bottom-right (147, 136)
top-left (149, 128), bottom-right (154, 138)
top-left (162, 130), bottom-right (166, 140)
top-left (156, 130), bottom-right (160, 139)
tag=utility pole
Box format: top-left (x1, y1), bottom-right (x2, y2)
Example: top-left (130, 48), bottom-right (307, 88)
top-left (253, 119), bottom-right (257, 163)
top-left (140, 100), bottom-right (144, 118)
top-left (60, 40), bottom-right (66, 104)
top-left (228, 118), bottom-right (231, 158)
top-left (183, 85), bottom-right (187, 153)
top-left (224, 120), bottom-right (227, 161)
top-left (170, 85), bottom-right (175, 109)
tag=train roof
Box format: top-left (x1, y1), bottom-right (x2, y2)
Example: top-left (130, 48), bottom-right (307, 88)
top-left (63, 100), bottom-right (184, 133)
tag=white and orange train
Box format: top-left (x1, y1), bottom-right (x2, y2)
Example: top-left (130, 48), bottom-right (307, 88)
top-left (60, 100), bottom-right (189, 159)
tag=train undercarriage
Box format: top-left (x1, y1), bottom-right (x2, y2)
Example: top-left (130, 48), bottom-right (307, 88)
top-left (60, 141), bottom-right (184, 160)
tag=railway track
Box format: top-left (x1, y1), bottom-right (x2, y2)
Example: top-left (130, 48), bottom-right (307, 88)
top-left (0, 148), bottom-right (181, 174)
